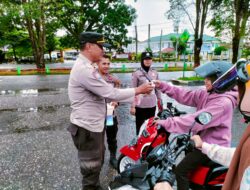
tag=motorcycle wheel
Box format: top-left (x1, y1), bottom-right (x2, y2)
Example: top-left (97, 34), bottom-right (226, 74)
top-left (117, 154), bottom-right (137, 173)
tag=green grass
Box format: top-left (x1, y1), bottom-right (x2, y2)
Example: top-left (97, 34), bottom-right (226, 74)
top-left (0, 67), bottom-right (194, 76)
top-left (178, 76), bottom-right (204, 81)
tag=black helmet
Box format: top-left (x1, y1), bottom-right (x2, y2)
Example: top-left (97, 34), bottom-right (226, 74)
top-left (195, 61), bottom-right (233, 79)
top-left (212, 59), bottom-right (250, 122)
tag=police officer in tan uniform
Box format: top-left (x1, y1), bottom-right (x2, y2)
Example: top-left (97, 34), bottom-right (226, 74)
top-left (97, 54), bottom-right (120, 169)
top-left (130, 51), bottom-right (163, 135)
top-left (67, 32), bottom-right (154, 190)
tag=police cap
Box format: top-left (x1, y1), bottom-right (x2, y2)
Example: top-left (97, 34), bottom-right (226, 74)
top-left (79, 32), bottom-right (111, 48)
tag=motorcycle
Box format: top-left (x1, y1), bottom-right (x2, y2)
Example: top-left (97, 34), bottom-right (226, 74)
top-left (118, 102), bottom-right (186, 173)
top-left (110, 112), bottom-right (228, 190)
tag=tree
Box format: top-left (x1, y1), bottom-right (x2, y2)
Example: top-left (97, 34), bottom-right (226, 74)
top-left (214, 46), bottom-right (228, 55)
top-left (46, 33), bottom-right (60, 62)
top-left (167, 0), bottom-right (213, 67)
top-left (170, 30), bottom-right (190, 57)
top-left (48, 0), bottom-right (136, 50)
top-left (1, 30), bottom-right (32, 62)
top-left (209, 0), bottom-right (250, 63)
top-left (0, 0), bottom-right (47, 70)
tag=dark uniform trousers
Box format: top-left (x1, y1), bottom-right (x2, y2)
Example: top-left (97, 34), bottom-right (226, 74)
top-left (135, 106), bottom-right (156, 135)
top-left (105, 116), bottom-right (118, 154)
top-left (174, 149), bottom-right (211, 190)
top-left (68, 123), bottom-right (105, 190)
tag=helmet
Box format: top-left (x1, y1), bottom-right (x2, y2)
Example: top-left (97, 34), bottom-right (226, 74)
top-left (212, 59), bottom-right (250, 122)
top-left (212, 59), bottom-right (250, 93)
top-left (194, 61), bottom-right (233, 79)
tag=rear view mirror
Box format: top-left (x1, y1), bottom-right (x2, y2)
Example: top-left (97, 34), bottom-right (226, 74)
top-left (195, 112), bottom-right (212, 125)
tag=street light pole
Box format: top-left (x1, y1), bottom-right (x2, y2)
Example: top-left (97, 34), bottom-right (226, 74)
top-left (174, 19), bottom-right (180, 61)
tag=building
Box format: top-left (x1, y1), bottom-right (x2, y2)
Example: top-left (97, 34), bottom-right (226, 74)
top-left (125, 33), bottom-right (221, 59)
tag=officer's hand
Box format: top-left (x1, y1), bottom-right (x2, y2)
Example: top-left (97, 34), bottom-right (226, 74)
top-left (135, 83), bottom-right (154, 95)
top-left (154, 182), bottom-right (173, 190)
top-left (111, 102), bottom-right (119, 108)
top-left (152, 80), bottom-right (161, 88)
top-left (191, 135), bottom-right (203, 148)
top-left (130, 107), bottom-right (136, 115)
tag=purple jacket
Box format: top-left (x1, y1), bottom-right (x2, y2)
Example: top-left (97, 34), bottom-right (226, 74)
top-left (157, 82), bottom-right (238, 147)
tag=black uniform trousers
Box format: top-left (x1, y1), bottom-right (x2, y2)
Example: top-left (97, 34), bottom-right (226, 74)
top-left (68, 123), bottom-right (105, 190)
top-left (105, 116), bottom-right (118, 154)
top-left (174, 149), bottom-right (211, 190)
top-left (135, 106), bottom-right (156, 135)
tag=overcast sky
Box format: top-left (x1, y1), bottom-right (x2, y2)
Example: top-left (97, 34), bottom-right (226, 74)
top-left (125, 0), bottom-right (214, 41)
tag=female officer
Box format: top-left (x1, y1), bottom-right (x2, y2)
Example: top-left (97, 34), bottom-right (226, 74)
top-left (130, 51), bottom-right (162, 135)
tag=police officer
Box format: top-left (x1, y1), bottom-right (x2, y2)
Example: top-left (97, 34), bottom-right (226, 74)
top-left (67, 32), bottom-right (154, 190)
top-left (130, 51), bottom-right (163, 135)
top-left (97, 54), bottom-right (120, 169)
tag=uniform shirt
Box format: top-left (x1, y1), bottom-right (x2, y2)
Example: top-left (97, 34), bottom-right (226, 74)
top-left (131, 68), bottom-right (161, 108)
top-left (102, 73), bottom-right (120, 117)
top-left (68, 54), bottom-right (135, 132)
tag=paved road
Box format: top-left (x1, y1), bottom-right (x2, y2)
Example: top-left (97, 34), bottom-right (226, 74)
top-left (0, 61), bottom-right (193, 70)
top-left (0, 73), bottom-right (247, 190)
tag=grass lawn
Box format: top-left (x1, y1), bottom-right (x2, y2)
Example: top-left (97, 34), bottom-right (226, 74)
top-left (0, 67), bottom-right (194, 76)
top-left (178, 76), bottom-right (204, 81)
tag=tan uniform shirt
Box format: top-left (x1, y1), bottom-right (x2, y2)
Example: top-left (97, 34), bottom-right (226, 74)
top-left (68, 54), bottom-right (135, 132)
top-left (131, 68), bottom-right (161, 108)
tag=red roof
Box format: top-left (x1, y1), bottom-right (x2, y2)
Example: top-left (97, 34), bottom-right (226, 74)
top-left (161, 47), bottom-right (175, 53)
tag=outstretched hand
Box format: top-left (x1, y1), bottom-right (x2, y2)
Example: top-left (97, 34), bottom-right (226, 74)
top-left (135, 83), bottom-right (154, 95)
top-left (152, 80), bottom-right (161, 88)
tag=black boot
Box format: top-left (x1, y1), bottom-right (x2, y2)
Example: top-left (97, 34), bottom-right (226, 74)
top-left (109, 152), bottom-right (118, 169)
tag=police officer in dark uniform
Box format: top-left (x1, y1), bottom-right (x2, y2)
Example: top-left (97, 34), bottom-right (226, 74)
top-left (68, 32), bottom-right (154, 190)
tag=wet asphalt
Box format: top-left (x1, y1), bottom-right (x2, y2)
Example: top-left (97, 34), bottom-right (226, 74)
top-left (0, 72), bottom-right (248, 190)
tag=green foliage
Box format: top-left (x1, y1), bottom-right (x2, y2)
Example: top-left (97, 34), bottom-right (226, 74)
top-left (178, 76), bottom-right (204, 81)
top-left (242, 47), bottom-right (250, 57)
top-left (214, 46), bottom-right (228, 55)
top-left (145, 47), bottom-right (152, 52)
top-left (170, 30), bottom-right (190, 56)
top-left (46, 34), bottom-right (60, 53)
top-left (47, 0), bottom-right (136, 50)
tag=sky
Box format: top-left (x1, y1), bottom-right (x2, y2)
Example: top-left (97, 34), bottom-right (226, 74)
top-left (57, 0), bottom-right (214, 41)
top-left (125, 0), bottom-right (214, 41)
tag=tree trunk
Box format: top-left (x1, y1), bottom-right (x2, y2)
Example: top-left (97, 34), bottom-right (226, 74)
top-left (22, 0), bottom-right (46, 71)
top-left (12, 45), bottom-right (18, 63)
top-left (232, 34), bottom-right (240, 64)
top-left (194, 38), bottom-right (202, 67)
top-left (232, 0), bottom-right (250, 64)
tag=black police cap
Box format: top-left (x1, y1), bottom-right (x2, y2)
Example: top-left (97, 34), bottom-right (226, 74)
top-left (141, 51), bottom-right (153, 61)
top-left (79, 32), bottom-right (111, 48)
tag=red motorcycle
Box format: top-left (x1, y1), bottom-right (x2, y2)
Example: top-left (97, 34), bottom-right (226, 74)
top-left (110, 112), bottom-right (228, 190)
top-left (118, 102), bottom-right (186, 173)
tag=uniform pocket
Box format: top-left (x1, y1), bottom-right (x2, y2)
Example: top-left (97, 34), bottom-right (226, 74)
top-left (67, 123), bottom-right (78, 136)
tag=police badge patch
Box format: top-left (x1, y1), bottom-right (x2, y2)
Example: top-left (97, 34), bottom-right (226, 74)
top-left (92, 69), bottom-right (102, 80)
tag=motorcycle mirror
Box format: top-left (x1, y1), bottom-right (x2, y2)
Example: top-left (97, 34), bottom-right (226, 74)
top-left (195, 112), bottom-right (212, 125)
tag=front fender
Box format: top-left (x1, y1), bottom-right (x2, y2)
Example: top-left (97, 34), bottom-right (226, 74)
top-left (120, 145), bottom-right (140, 161)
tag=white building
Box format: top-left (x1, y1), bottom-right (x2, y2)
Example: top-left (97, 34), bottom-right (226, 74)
top-left (124, 33), bottom-right (221, 56)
